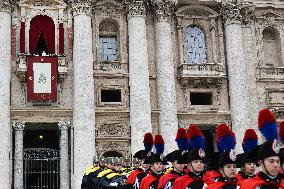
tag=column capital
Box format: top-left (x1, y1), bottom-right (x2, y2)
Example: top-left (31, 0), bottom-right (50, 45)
top-left (71, 1), bottom-right (93, 17)
top-left (13, 122), bottom-right (25, 131)
top-left (150, 0), bottom-right (177, 22)
top-left (58, 121), bottom-right (71, 130)
top-left (221, 0), bottom-right (255, 26)
top-left (0, 0), bottom-right (13, 13)
top-left (123, 0), bottom-right (147, 18)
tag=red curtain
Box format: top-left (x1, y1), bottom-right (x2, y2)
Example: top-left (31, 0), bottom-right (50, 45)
top-left (29, 15), bottom-right (55, 54)
top-left (59, 23), bottom-right (64, 54)
top-left (20, 22), bottom-right (25, 53)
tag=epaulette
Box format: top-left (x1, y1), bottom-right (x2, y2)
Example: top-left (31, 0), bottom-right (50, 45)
top-left (106, 172), bottom-right (120, 179)
top-left (97, 169), bottom-right (113, 178)
top-left (84, 165), bottom-right (100, 176)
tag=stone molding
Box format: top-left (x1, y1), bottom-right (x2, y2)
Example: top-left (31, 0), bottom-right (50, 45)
top-left (13, 122), bottom-right (25, 131)
top-left (0, 0), bottom-right (13, 13)
top-left (58, 121), bottom-right (71, 130)
top-left (123, 0), bottom-right (147, 18)
top-left (150, 0), bottom-right (177, 22)
top-left (221, 0), bottom-right (255, 25)
top-left (71, 2), bottom-right (92, 16)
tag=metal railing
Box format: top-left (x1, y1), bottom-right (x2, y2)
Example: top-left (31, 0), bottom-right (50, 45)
top-left (24, 148), bottom-right (60, 189)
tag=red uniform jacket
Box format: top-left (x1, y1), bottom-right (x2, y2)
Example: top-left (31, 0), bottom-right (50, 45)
top-left (203, 170), bottom-right (222, 184)
top-left (173, 172), bottom-right (211, 189)
top-left (127, 169), bottom-right (145, 185)
top-left (206, 177), bottom-right (238, 189)
top-left (235, 171), bottom-right (256, 186)
top-left (157, 170), bottom-right (183, 189)
top-left (140, 172), bottom-right (163, 189)
top-left (240, 172), bottom-right (282, 189)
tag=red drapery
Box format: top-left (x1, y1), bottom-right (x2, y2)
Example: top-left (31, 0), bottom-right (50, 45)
top-left (59, 23), bottom-right (64, 54)
top-left (20, 21), bottom-right (25, 53)
top-left (29, 15), bottom-right (55, 54)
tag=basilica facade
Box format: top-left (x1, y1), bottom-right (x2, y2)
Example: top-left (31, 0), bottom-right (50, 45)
top-left (0, 0), bottom-right (283, 188)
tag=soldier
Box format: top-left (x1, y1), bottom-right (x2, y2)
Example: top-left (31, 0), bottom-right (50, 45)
top-left (127, 133), bottom-right (153, 189)
top-left (81, 156), bottom-right (103, 189)
top-left (173, 125), bottom-right (209, 189)
top-left (236, 129), bottom-right (258, 186)
top-left (207, 124), bottom-right (239, 189)
top-left (140, 135), bottom-right (166, 189)
top-left (99, 157), bottom-right (128, 189)
top-left (157, 128), bottom-right (187, 189)
top-left (241, 109), bottom-right (284, 189)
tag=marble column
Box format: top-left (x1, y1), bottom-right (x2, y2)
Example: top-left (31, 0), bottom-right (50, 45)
top-left (58, 121), bottom-right (70, 189)
top-left (151, 0), bottom-right (178, 154)
top-left (0, 1), bottom-right (12, 188)
top-left (72, 2), bottom-right (95, 189)
top-left (123, 0), bottom-right (152, 155)
top-left (221, 1), bottom-right (255, 153)
top-left (13, 122), bottom-right (25, 189)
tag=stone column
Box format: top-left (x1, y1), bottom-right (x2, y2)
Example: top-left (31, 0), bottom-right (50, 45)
top-left (151, 0), bottom-right (178, 154)
top-left (58, 121), bottom-right (70, 189)
top-left (123, 0), bottom-right (152, 155)
top-left (0, 1), bottom-right (12, 188)
top-left (221, 1), bottom-right (255, 153)
top-left (71, 2), bottom-right (95, 189)
top-left (13, 122), bottom-right (25, 189)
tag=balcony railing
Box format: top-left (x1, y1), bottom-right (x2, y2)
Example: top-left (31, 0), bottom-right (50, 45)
top-left (178, 63), bottom-right (226, 78)
top-left (256, 67), bottom-right (284, 81)
top-left (94, 61), bottom-right (127, 75)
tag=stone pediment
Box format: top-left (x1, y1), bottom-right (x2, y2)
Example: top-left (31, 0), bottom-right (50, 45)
top-left (176, 5), bottom-right (218, 18)
top-left (94, 0), bottom-right (123, 13)
top-left (19, 0), bottom-right (67, 8)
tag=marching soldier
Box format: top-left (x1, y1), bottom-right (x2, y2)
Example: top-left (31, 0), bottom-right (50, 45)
top-left (206, 124), bottom-right (239, 189)
top-left (236, 129), bottom-right (258, 186)
top-left (127, 133), bottom-right (153, 189)
top-left (140, 135), bottom-right (166, 189)
top-left (157, 128), bottom-right (187, 189)
top-left (173, 125), bottom-right (209, 189)
top-left (241, 109), bottom-right (284, 189)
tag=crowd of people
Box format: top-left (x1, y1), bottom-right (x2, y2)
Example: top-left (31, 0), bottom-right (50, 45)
top-left (81, 109), bottom-right (284, 189)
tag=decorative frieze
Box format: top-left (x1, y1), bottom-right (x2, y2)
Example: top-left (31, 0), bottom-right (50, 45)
top-left (123, 0), bottom-right (147, 18)
top-left (71, 2), bottom-right (92, 16)
top-left (97, 123), bottom-right (129, 137)
top-left (256, 67), bottom-right (284, 82)
top-left (221, 0), bottom-right (255, 25)
top-left (0, 0), bottom-right (13, 13)
top-left (150, 0), bottom-right (177, 22)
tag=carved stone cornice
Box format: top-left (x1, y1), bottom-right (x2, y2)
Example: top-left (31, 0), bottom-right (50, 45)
top-left (221, 0), bottom-right (255, 26)
top-left (0, 0), bottom-right (13, 13)
top-left (58, 121), bottom-right (71, 130)
top-left (71, 2), bottom-right (92, 16)
top-left (13, 122), bottom-right (25, 131)
top-left (150, 0), bottom-right (177, 22)
top-left (123, 0), bottom-right (148, 18)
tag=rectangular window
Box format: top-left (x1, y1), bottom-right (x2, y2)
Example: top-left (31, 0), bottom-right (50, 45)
top-left (99, 36), bottom-right (118, 62)
top-left (190, 92), bottom-right (212, 105)
top-left (101, 89), bottom-right (121, 103)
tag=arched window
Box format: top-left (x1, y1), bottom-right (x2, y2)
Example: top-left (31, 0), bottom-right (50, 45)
top-left (184, 26), bottom-right (207, 64)
top-left (29, 15), bottom-right (55, 55)
top-left (262, 27), bottom-right (282, 67)
top-left (99, 19), bottom-right (119, 62)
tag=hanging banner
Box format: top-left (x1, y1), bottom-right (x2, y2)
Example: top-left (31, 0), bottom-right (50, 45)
top-left (27, 56), bottom-right (57, 102)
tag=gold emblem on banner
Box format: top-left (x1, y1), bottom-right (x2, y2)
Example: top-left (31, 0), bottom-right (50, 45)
top-left (52, 76), bottom-right (55, 80)
top-left (28, 76), bottom-right (33, 80)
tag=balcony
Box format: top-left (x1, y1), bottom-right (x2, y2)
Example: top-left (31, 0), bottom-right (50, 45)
top-left (94, 61), bottom-right (127, 76)
top-left (178, 63), bottom-right (226, 88)
top-left (256, 67), bottom-right (284, 82)
top-left (16, 54), bottom-right (68, 83)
